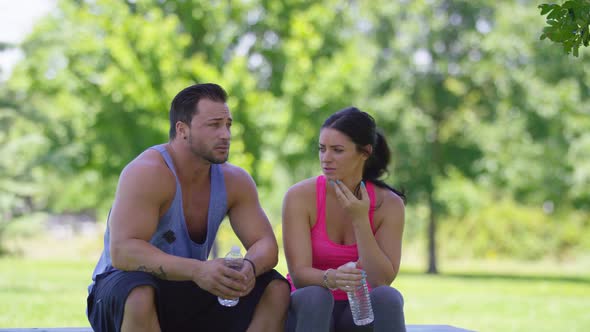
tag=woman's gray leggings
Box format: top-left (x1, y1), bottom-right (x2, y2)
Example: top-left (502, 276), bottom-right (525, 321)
top-left (286, 285), bottom-right (406, 332)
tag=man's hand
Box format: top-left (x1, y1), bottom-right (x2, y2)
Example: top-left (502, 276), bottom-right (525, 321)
top-left (191, 258), bottom-right (249, 299)
top-left (238, 260), bottom-right (256, 296)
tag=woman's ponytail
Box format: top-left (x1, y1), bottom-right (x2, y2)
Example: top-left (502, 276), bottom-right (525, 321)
top-left (363, 131), bottom-right (406, 202)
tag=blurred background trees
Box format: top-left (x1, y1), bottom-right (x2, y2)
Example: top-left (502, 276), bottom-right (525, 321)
top-left (1, 0), bottom-right (589, 273)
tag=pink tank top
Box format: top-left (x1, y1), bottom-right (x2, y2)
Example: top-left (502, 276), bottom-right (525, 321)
top-left (287, 175), bottom-right (376, 301)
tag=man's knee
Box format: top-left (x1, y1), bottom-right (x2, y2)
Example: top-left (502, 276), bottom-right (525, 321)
top-left (124, 285), bottom-right (157, 320)
top-left (262, 279), bottom-right (291, 306)
top-left (371, 286), bottom-right (404, 310)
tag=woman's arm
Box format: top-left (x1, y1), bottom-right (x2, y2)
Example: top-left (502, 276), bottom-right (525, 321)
top-left (282, 183), bottom-right (328, 288)
top-left (333, 181), bottom-right (405, 287)
top-left (357, 192), bottom-right (405, 286)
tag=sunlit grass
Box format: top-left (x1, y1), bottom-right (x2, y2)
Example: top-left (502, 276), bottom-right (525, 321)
top-left (0, 258), bottom-right (94, 327)
top-left (1, 255), bottom-right (588, 331)
top-left (0, 221), bottom-right (588, 331)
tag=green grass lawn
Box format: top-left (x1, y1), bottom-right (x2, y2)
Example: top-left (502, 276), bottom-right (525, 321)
top-left (0, 258), bottom-right (93, 327)
top-left (1, 256), bottom-right (589, 331)
top-left (396, 271), bottom-right (590, 332)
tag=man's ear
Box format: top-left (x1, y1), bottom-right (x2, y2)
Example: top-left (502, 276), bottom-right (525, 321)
top-left (176, 121), bottom-right (189, 139)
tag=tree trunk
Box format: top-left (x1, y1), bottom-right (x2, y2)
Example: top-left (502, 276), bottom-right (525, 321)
top-left (427, 117), bottom-right (441, 275)
top-left (427, 189), bottom-right (438, 274)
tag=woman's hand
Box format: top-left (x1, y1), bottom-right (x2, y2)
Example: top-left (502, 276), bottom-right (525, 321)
top-left (332, 180), bottom-right (370, 222)
top-left (326, 262), bottom-right (363, 292)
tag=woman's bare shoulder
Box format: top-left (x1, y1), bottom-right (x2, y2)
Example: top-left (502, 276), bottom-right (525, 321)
top-left (373, 185), bottom-right (405, 221)
top-left (285, 177), bottom-right (317, 200)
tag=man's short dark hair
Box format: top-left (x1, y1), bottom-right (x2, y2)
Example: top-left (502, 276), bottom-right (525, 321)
top-left (169, 83), bottom-right (228, 139)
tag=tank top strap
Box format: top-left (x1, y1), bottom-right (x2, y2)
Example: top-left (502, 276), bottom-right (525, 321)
top-left (366, 181), bottom-right (376, 232)
top-left (316, 176), bottom-right (377, 233)
top-left (150, 144), bottom-right (179, 179)
top-left (315, 175), bottom-right (327, 229)
top-left (208, 163), bottom-right (227, 211)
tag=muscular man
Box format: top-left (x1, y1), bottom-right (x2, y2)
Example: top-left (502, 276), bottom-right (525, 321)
top-left (87, 83), bottom-right (289, 332)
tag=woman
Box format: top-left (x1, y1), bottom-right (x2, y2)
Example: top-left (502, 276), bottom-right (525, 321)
top-left (283, 107), bottom-right (406, 332)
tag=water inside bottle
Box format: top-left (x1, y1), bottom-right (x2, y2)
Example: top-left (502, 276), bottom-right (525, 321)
top-left (345, 262), bottom-right (374, 326)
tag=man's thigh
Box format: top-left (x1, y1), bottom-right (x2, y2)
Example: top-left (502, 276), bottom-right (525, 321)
top-left (88, 271), bottom-right (219, 332)
top-left (169, 269), bottom-right (287, 332)
top-left (220, 269), bottom-right (288, 331)
top-left (87, 270), bottom-right (159, 332)
top-left (88, 269), bottom-right (287, 332)
top-left (155, 278), bottom-right (220, 331)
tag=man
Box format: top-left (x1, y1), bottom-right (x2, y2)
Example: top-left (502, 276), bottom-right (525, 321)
top-left (87, 83), bottom-right (290, 332)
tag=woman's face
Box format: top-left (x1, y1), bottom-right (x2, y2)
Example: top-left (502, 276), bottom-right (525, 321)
top-left (319, 128), bottom-right (367, 181)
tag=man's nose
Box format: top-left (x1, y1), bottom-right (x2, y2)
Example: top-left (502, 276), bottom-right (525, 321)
top-left (219, 126), bottom-right (231, 140)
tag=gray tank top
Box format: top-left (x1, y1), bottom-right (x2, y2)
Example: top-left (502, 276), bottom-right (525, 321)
top-left (89, 144), bottom-right (228, 292)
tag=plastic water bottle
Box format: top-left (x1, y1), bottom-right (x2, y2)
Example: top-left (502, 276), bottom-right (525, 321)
top-left (218, 245), bottom-right (244, 307)
top-left (345, 261), bottom-right (374, 325)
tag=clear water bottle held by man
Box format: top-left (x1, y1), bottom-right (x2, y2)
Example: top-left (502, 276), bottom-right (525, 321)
top-left (345, 261), bottom-right (374, 326)
top-left (218, 245), bottom-right (244, 307)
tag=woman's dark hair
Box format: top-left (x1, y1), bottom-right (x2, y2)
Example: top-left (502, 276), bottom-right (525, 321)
top-left (169, 83), bottom-right (228, 139)
top-left (321, 107), bottom-right (406, 201)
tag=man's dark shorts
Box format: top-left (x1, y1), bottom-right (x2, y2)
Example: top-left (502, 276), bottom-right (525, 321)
top-left (87, 269), bottom-right (287, 332)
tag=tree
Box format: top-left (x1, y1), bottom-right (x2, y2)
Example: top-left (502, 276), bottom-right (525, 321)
top-left (358, 0), bottom-right (500, 273)
top-left (4, 0), bottom-right (589, 267)
top-left (361, 0), bottom-right (590, 273)
top-left (539, 0), bottom-right (590, 56)
top-left (9, 0), bottom-right (282, 214)
top-left (0, 88), bottom-right (46, 252)
top-left (152, 0), bottom-right (374, 177)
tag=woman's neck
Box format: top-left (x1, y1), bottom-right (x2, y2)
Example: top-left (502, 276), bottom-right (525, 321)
top-left (327, 175), bottom-right (363, 198)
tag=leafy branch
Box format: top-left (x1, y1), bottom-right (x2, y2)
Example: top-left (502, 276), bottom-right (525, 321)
top-left (539, 0), bottom-right (590, 56)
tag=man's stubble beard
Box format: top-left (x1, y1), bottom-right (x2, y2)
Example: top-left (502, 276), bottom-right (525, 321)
top-left (188, 132), bottom-right (229, 164)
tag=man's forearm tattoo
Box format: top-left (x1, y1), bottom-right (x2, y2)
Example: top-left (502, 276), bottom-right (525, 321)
top-left (137, 265), bottom-right (168, 279)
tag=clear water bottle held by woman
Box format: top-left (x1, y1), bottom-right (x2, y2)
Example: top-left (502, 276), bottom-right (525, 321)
top-left (345, 261), bottom-right (374, 326)
top-left (218, 245), bottom-right (244, 307)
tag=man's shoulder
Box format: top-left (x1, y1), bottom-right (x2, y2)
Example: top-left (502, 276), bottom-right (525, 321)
top-left (124, 148), bottom-right (169, 173)
top-left (220, 162), bottom-right (253, 183)
top-left (219, 163), bottom-right (258, 207)
top-left (120, 148), bottom-right (175, 189)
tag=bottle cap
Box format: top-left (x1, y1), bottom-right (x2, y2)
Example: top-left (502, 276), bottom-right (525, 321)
top-left (345, 261), bottom-right (356, 268)
top-left (230, 245), bottom-right (241, 254)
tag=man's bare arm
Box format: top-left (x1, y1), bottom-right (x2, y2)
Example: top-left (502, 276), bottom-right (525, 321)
top-left (227, 166), bottom-right (279, 277)
top-left (108, 156), bottom-right (202, 281)
top-left (108, 155), bottom-right (247, 299)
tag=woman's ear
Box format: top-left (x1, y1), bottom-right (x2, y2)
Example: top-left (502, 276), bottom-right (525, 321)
top-left (362, 144), bottom-right (373, 160)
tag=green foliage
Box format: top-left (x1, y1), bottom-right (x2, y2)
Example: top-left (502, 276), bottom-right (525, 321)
top-left (425, 169), bottom-right (590, 261)
top-left (0, 91), bottom-right (46, 227)
top-left (2, 0), bottom-right (590, 264)
top-left (440, 198), bottom-right (590, 260)
top-left (539, 0), bottom-right (590, 56)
